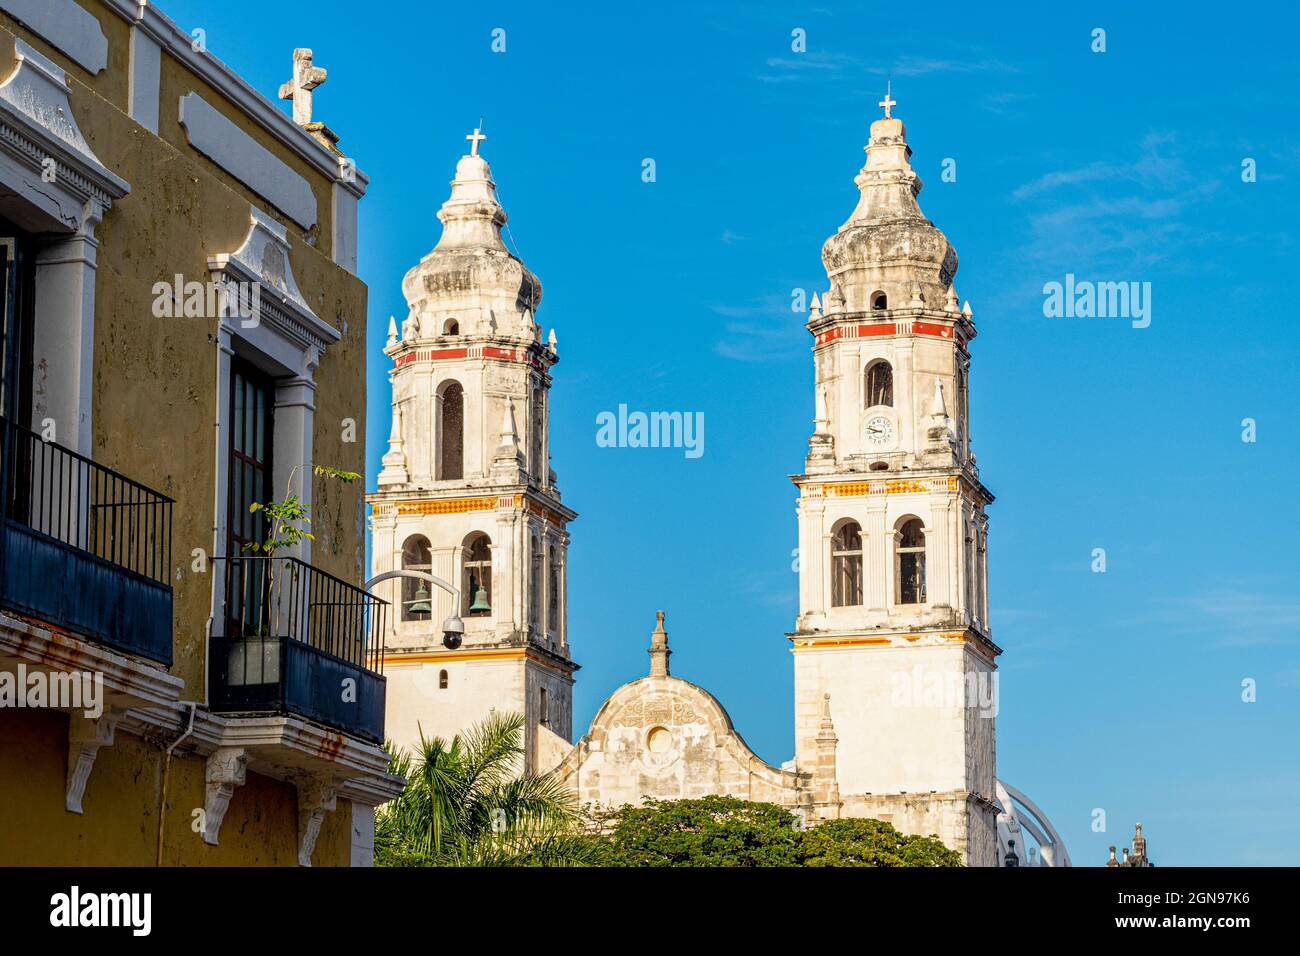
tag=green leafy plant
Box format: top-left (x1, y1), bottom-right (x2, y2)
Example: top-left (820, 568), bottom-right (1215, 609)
top-left (244, 464), bottom-right (362, 555)
top-left (376, 712), bottom-right (600, 867)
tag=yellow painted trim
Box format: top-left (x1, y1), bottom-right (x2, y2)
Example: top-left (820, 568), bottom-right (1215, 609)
top-left (375, 495), bottom-right (521, 517)
top-left (791, 631), bottom-right (968, 650)
top-left (803, 476), bottom-right (960, 498)
top-left (382, 647), bottom-right (576, 674)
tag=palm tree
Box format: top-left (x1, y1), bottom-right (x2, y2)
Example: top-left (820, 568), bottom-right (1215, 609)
top-left (375, 711), bottom-right (601, 866)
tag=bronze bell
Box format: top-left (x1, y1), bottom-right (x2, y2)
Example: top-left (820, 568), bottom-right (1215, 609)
top-left (468, 585), bottom-right (492, 613)
top-left (408, 583), bottom-right (432, 615)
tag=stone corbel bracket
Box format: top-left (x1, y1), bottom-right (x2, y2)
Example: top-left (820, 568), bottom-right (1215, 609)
top-left (0, 38), bottom-right (129, 229)
top-left (203, 746), bottom-right (248, 845)
top-left (295, 776), bottom-right (339, 867)
top-left (65, 709), bottom-right (121, 814)
top-left (207, 206), bottom-right (340, 355)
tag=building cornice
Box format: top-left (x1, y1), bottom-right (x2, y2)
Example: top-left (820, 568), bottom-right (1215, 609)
top-left (100, 0), bottom-right (368, 197)
top-left (788, 626), bottom-right (1002, 661)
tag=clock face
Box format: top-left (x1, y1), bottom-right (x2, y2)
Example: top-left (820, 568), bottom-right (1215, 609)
top-left (864, 415), bottom-right (895, 448)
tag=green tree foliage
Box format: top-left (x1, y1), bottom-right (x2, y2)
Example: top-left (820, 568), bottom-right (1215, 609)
top-left (579, 796), bottom-right (962, 867)
top-left (797, 817), bottom-right (963, 867)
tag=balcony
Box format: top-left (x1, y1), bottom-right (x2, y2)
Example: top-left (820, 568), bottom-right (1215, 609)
top-left (210, 555), bottom-right (387, 744)
top-left (0, 416), bottom-right (174, 665)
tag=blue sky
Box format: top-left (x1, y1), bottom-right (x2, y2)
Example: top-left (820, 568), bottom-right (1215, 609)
top-left (161, 0), bottom-right (1300, 864)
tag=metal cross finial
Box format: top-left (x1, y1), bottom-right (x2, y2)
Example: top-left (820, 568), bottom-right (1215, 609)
top-left (278, 48), bottom-right (327, 126)
top-left (879, 80), bottom-right (896, 119)
top-left (466, 121), bottom-right (487, 157)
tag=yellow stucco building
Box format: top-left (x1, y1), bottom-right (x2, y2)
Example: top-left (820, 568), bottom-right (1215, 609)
top-left (0, 0), bottom-right (401, 866)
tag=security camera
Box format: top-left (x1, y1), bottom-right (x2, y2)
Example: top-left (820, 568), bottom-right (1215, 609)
top-left (442, 614), bottom-right (464, 650)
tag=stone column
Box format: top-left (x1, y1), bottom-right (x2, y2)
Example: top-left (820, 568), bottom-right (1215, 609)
top-left (33, 217), bottom-right (102, 453)
top-left (865, 500), bottom-right (889, 612)
top-left (926, 493), bottom-right (951, 610)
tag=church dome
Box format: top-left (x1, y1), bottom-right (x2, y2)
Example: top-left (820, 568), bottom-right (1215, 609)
top-left (820, 106), bottom-right (957, 315)
top-left (400, 136), bottom-right (542, 339)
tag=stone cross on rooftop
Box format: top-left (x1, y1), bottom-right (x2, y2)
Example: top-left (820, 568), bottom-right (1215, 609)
top-left (279, 48), bottom-right (327, 126)
top-left (878, 81), bottom-right (896, 119)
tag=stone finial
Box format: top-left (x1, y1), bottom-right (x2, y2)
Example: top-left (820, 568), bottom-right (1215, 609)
top-left (945, 284), bottom-right (959, 312)
top-left (547, 328), bottom-right (557, 351)
top-left (930, 379), bottom-right (948, 417)
top-left (809, 293), bottom-right (822, 320)
top-left (378, 401), bottom-right (408, 486)
top-left (492, 399), bottom-right (524, 472)
top-left (1106, 845), bottom-right (1119, 867)
top-left (812, 693), bottom-right (840, 810)
top-left (817, 693), bottom-right (836, 738)
top-left (961, 300), bottom-right (973, 320)
top-left (386, 315), bottom-right (398, 346)
top-left (279, 48), bottom-right (327, 126)
top-left (648, 610), bottom-right (671, 678)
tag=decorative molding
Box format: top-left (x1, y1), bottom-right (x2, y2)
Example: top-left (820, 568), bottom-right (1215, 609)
top-left (0, 38), bottom-right (129, 223)
top-left (180, 92), bottom-right (317, 229)
top-left (127, 22), bottom-right (161, 133)
top-left (295, 777), bottom-right (338, 867)
top-left (202, 746), bottom-right (248, 845)
top-left (0, 0), bottom-right (108, 74)
top-left (99, 0), bottom-right (368, 197)
top-left (804, 476), bottom-right (959, 498)
top-left (0, 611), bottom-right (183, 711)
top-left (209, 205), bottom-right (340, 354)
top-left (65, 711), bottom-right (120, 814)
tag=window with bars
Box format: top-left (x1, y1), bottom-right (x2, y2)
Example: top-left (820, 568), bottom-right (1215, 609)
top-left (864, 360), bottom-right (893, 408)
top-left (547, 543), bottom-right (559, 633)
top-left (897, 518), bottom-right (927, 605)
top-left (439, 381), bottom-right (464, 480)
top-left (831, 521), bottom-right (863, 607)
top-left (228, 362), bottom-right (274, 556)
top-left (0, 221), bottom-right (34, 427)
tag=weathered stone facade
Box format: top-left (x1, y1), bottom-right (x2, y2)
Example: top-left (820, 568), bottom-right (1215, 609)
top-left (369, 132), bottom-right (576, 768)
top-left (385, 96), bottom-right (1066, 867)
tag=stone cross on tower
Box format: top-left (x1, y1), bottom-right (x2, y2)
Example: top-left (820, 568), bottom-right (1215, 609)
top-left (466, 124), bottom-right (487, 157)
top-left (279, 48), bottom-right (327, 126)
top-left (878, 81), bottom-right (896, 119)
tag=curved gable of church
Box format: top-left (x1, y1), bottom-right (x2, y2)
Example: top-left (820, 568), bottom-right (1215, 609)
top-left (555, 672), bottom-right (809, 810)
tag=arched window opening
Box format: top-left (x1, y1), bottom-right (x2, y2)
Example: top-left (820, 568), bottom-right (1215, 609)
top-left (897, 518), bottom-right (927, 605)
top-left (439, 381), bottom-right (464, 480)
top-left (547, 544), bottom-right (559, 634)
top-left (539, 686), bottom-right (550, 727)
top-left (871, 291), bottom-right (888, 311)
top-left (865, 360), bottom-right (894, 408)
top-left (529, 536), bottom-right (542, 632)
top-left (831, 521), bottom-right (863, 608)
top-left (438, 669), bottom-right (448, 690)
top-left (401, 536), bottom-right (433, 621)
top-left (463, 534), bottom-right (492, 616)
top-left (443, 318), bottom-right (459, 336)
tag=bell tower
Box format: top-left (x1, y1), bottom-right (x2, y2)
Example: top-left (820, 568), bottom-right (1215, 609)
top-left (368, 128), bottom-right (577, 771)
top-left (791, 93), bottom-right (1000, 864)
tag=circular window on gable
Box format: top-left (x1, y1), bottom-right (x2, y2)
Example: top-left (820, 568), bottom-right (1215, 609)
top-left (646, 726), bottom-right (672, 755)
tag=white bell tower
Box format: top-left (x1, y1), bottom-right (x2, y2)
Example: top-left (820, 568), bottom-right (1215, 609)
top-left (368, 128), bottom-right (577, 771)
top-left (791, 94), bottom-right (1000, 864)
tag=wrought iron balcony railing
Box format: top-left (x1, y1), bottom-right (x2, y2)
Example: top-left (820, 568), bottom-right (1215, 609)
top-left (0, 416), bottom-right (174, 664)
top-left (210, 555), bottom-right (387, 743)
